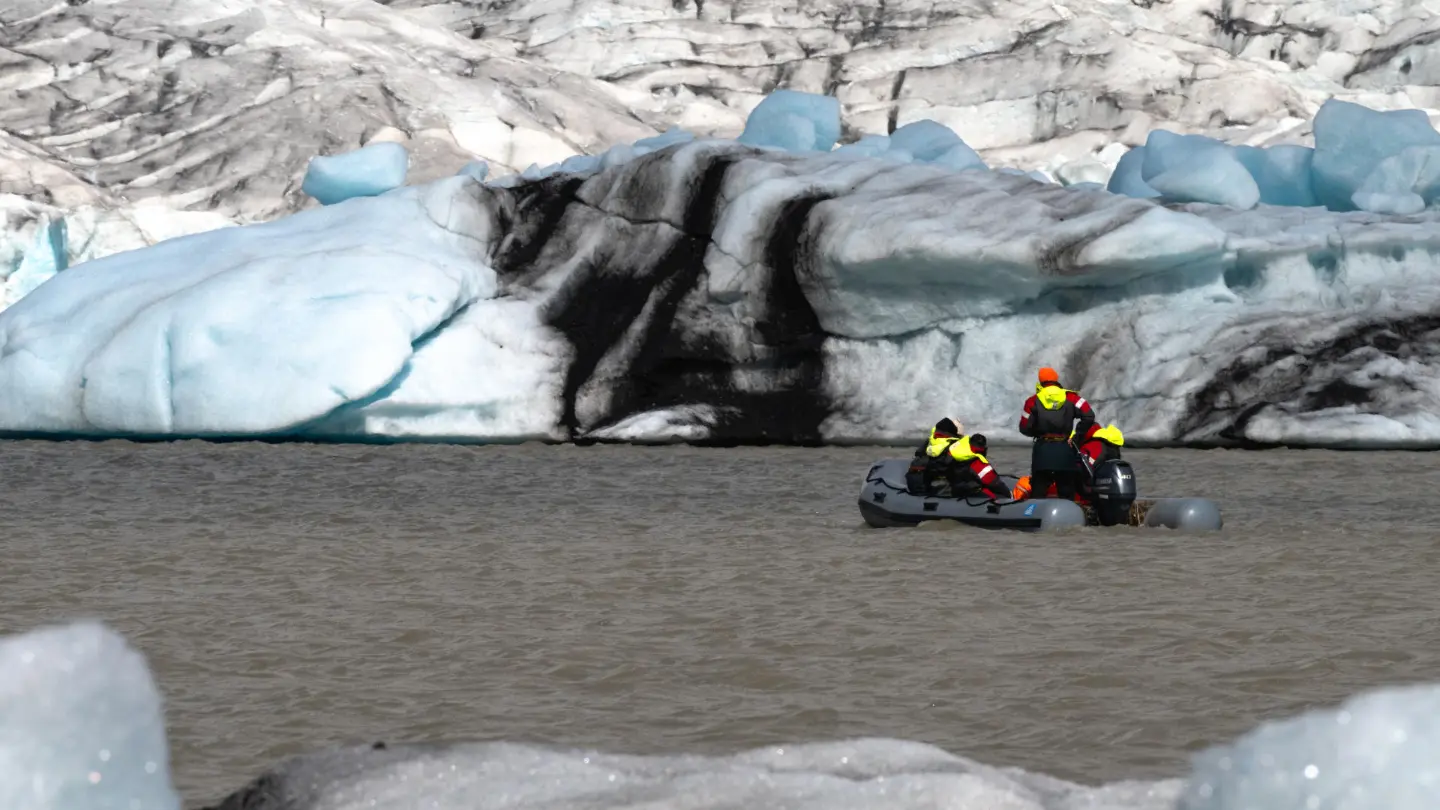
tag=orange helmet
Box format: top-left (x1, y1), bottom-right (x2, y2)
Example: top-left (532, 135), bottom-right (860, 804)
top-left (1037, 367), bottom-right (1059, 384)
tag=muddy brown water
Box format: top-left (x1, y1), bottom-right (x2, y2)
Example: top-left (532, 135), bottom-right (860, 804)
top-left (2, 440), bottom-right (1438, 804)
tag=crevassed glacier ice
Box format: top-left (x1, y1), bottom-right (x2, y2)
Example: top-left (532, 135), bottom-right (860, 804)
top-left (301, 143), bottom-right (411, 206)
top-left (0, 621), bottom-right (179, 810)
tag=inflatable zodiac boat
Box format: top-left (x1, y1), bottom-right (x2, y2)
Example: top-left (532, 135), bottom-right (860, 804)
top-left (857, 458), bottom-right (1223, 531)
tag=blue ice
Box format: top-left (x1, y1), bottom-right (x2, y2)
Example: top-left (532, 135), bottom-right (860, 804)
top-left (1233, 144), bottom-right (1318, 208)
top-left (301, 142), bottom-right (410, 205)
top-left (737, 89), bottom-right (842, 153)
top-left (1140, 130), bottom-right (1260, 209)
top-left (458, 160), bottom-right (489, 183)
top-left (7, 216), bottom-right (68, 302)
top-left (830, 121), bottom-right (985, 172)
top-left (0, 176), bottom-right (493, 436)
top-left (1311, 99), bottom-right (1440, 212)
top-left (1106, 146), bottom-right (1160, 198)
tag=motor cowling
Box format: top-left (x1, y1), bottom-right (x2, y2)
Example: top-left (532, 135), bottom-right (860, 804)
top-left (1091, 459), bottom-right (1137, 526)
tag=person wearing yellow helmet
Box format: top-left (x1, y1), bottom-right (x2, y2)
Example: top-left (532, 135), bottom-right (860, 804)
top-left (1077, 422), bottom-right (1125, 470)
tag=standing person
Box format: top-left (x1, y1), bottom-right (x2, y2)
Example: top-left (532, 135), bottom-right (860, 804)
top-left (1017, 367), bottom-right (1096, 500)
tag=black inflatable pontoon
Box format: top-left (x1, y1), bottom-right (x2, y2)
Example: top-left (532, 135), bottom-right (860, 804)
top-left (857, 458), bottom-right (1223, 531)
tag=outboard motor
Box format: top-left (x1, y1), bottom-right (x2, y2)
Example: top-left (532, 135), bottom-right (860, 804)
top-left (1091, 459), bottom-right (1137, 526)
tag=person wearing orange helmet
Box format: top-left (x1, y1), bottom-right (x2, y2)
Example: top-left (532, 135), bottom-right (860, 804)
top-left (1018, 366), bottom-right (1096, 500)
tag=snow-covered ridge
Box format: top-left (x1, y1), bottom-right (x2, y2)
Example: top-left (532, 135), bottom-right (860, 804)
top-left (5, 619), bottom-right (1440, 810)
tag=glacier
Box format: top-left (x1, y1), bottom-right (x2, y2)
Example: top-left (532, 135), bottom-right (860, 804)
top-left (5, 619), bottom-right (1440, 810)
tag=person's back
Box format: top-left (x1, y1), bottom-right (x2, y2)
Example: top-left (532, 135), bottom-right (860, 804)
top-left (1018, 367), bottom-right (1096, 500)
top-left (1075, 423), bottom-right (1124, 483)
top-left (1078, 424), bottom-right (1123, 467)
top-left (941, 433), bottom-right (1012, 501)
top-left (906, 418), bottom-right (963, 495)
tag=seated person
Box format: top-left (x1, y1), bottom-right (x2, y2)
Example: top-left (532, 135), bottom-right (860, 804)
top-left (905, 422), bottom-right (1010, 500)
top-left (1075, 424), bottom-right (1125, 504)
top-left (943, 433), bottom-right (1013, 501)
top-left (1078, 423), bottom-right (1124, 467)
top-left (906, 418), bottom-right (964, 495)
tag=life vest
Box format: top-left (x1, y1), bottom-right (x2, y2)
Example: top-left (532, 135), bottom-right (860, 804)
top-left (949, 436), bottom-right (984, 463)
top-left (925, 426), bottom-right (960, 458)
top-left (1031, 383), bottom-right (1080, 437)
top-left (926, 426), bottom-right (988, 461)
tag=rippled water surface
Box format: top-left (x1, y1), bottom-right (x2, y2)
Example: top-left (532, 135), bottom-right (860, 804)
top-left (2, 440), bottom-right (1439, 804)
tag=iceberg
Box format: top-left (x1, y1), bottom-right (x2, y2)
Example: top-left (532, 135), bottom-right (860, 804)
top-left (0, 621), bottom-right (179, 810)
top-left (0, 177), bottom-right (499, 437)
top-left (301, 143), bottom-right (411, 206)
top-left (1233, 145), bottom-right (1319, 208)
top-left (6, 136), bottom-right (1440, 447)
top-left (736, 90), bottom-right (842, 153)
top-left (1139, 131), bottom-right (1260, 210)
top-left (1106, 146), bottom-right (1161, 199)
top-left (1311, 100), bottom-right (1440, 213)
top-left (10, 87), bottom-right (1440, 447)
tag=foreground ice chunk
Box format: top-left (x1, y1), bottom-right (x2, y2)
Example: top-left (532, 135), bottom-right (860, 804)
top-left (0, 621), bottom-right (179, 810)
top-left (209, 738), bottom-right (1184, 810)
top-left (737, 90), bottom-right (841, 153)
top-left (1179, 682), bottom-right (1440, 810)
top-left (1311, 99), bottom-right (1440, 212)
top-left (1140, 131), bottom-right (1260, 209)
top-left (301, 142), bottom-right (410, 205)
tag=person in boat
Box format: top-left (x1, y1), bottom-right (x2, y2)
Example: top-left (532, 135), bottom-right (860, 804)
top-left (1017, 366), bottom-right (1096, 501)
top-left (906, 420), bottom-right (1011, 500)
top-left (1076, 423), bottom-right (1124, 471)
top-left (1014, 425), bottom-right (1124, 502)
top-left (906, 418), bottom-right (964, 495)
